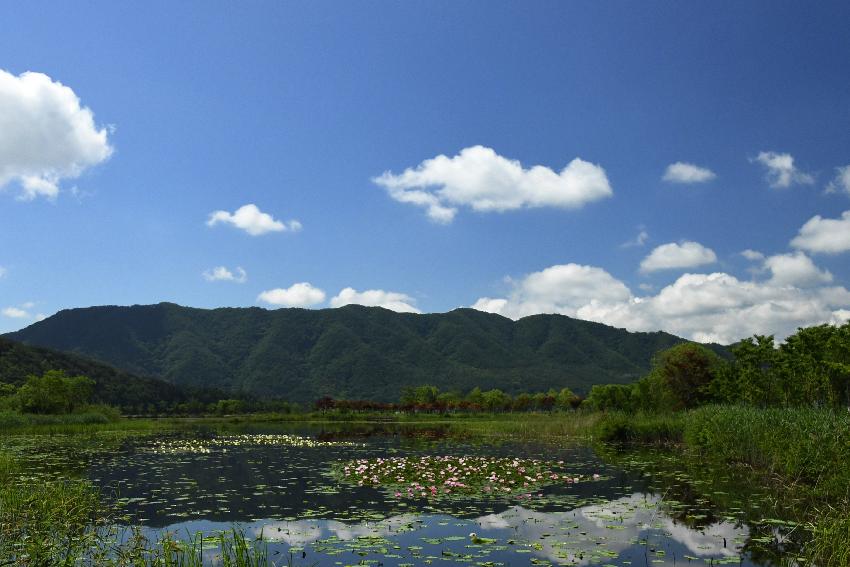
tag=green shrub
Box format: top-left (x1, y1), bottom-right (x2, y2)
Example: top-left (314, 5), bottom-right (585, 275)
top-left (595, 412), bottom-right (685, 444)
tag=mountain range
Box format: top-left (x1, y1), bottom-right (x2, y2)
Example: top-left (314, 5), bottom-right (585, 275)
top-left (4, 302), bottom-right (722, 403)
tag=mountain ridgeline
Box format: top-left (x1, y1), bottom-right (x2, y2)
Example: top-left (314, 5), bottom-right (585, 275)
top-left (0, 336), bottom-right (187, 409)
top-left (6, 303), bottom-right (714, 403)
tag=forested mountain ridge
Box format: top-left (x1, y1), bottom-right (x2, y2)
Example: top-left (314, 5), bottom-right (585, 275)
top-left (6, 302), bottom-right (721, 402)
top-left (0, 336), bottom-right (185, 409)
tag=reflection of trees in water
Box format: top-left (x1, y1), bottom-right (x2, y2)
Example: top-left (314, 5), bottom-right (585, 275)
top-left (597, 445), bottom-right (812, 561)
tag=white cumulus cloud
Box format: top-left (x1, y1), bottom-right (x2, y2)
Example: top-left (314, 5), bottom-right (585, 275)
top-left (791, 210), bottom-right (850, 254)
top-left (330, 287), bottom-right (421, 313)
top-left (0, 266), bottom-right (6, 279)
top-left (207, 204), bottom-right (302, 236)
top-left (662, 162), bottom-right (716, 184)
top-left (763, 252), bottom-right (832, 287)
top-left (257, 282), bottom-right (326, 308)
top-left (640, 241), bottom-right (717, 273)
top-left (0, 70), bottom-right (113, 201)
top-left (471, 263), bottom-right (631, 320)
top-left (753, 151), bottom-right (814, 189)
top-left (202, 266), bottom-right (247, 283)
top-left (826, 165), bottom-right (850, 196)
top-left (471, 262), bottom-right (850, 344)
top-left (373, 145), bottom-right (612, 223)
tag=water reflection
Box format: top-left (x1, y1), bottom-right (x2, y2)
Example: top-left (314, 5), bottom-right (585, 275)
top-left (149, 494), bottom-right (751, 566)
top-left (2, 425), bottom-right (796, 565)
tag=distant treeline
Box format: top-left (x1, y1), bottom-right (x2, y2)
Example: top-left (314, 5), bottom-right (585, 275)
top-left (315, 385), bottom-right (582, 413)
top-left (0, 371), bottom-right (300, 417)
top-left (585, 323), bottom-right (850, 412)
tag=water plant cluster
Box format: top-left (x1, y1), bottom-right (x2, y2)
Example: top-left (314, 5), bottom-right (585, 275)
top-left (335, 455), bottom-right (596, 499)
top-left (145, 433), bottom-right (358, 454)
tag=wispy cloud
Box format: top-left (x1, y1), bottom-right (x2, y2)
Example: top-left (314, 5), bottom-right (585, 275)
top-left (621, 226), bottom-right (649, 248)
top-left (826, 165), bottom-right (850, 196)
top-left (753, 151), bottom-right (813, 189)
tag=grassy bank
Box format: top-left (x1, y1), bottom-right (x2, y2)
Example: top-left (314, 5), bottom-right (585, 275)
top-left (683, 406), bottom-right (850, 501)
top-left (1, 452), bottom-right (276, 565)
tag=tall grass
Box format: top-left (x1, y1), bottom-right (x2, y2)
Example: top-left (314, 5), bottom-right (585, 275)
top-left (1, 452), bottom-right (279, 566)
top-left (0, 454), bottom-right (105, 565)
top-left (683, 406), bottom-right (850, 501)
top-left (593, 412), bottom-right (685, 444)
top-left (805, 507), bottom-right (850, 567)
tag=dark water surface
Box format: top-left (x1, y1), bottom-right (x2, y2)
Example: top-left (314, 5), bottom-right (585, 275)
top-left (4, 423), bottom-right (804, 566)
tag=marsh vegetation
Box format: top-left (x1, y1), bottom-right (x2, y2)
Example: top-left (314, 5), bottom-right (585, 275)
top-left (1, 411), bottom-right (847, 566)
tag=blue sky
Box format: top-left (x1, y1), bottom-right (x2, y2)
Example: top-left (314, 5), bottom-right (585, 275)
top-left (1, 1), bottom-right (849, 343)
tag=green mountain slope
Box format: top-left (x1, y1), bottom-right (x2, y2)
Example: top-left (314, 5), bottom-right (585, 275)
top-left (6, 302), bottom-right (716, 402)
top-left (0, 336), bottom-right (185, 409)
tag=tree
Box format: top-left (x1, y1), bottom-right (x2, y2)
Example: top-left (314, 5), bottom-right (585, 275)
top-left (482, 389), bottom-right (510, 412)
top-left (512, 392), bottom-right (533, 412)
top-left (716, 335), bottom-right (780, 406)
top-left (555, 387), bottom-right (578, 411)
top-left (15, 370), bottom-right (95, 414)
top-left (584, 384), bottom-right (634, 411)
top-left (651, 343), bottom-right (722, 410)
top-left (465, 387), bottom-right (484, 408)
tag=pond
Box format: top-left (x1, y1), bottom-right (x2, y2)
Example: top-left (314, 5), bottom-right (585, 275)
top-left (3, 423), bottom-right (805, 566)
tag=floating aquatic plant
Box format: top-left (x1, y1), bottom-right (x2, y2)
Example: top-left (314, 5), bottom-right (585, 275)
top-left (145, 434), bottom-right (359, 454)
top-left (334, 455), bottom-right (599, 499)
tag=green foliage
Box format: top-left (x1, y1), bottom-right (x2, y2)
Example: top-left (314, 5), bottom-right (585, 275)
top-left (594, 412), bottom-right (685, 444)
top-left (683, 405), bottom-right (850, 501)
top-left (650, 343), bottom-right (721, 409)
top-left (0, 336), bottom-right (188, 411)
top-left (14, 369), bottom-right (94, 413)
top-left (807, 507), bottom-right (850, 567)
top-left (0, 455), bottom-right (105, 565)
top-left (5, 302), bottom-right (708, 402)
top-left (583, 383), bottom-right (635, 412)
top-left (585, 322), bottom-right (850, 413)
top-left (711, 324), bottom-right (850, 408)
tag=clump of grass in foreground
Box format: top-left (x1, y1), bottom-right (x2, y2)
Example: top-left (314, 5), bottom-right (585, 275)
top-left (110, 528), bottom-right (271, 566)
top-left (805, 507), bottom-right (850, 567)
top-left (0, 453), bottom-right (105, 565)
top-left (1, 453), bottom-right (277, 566)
